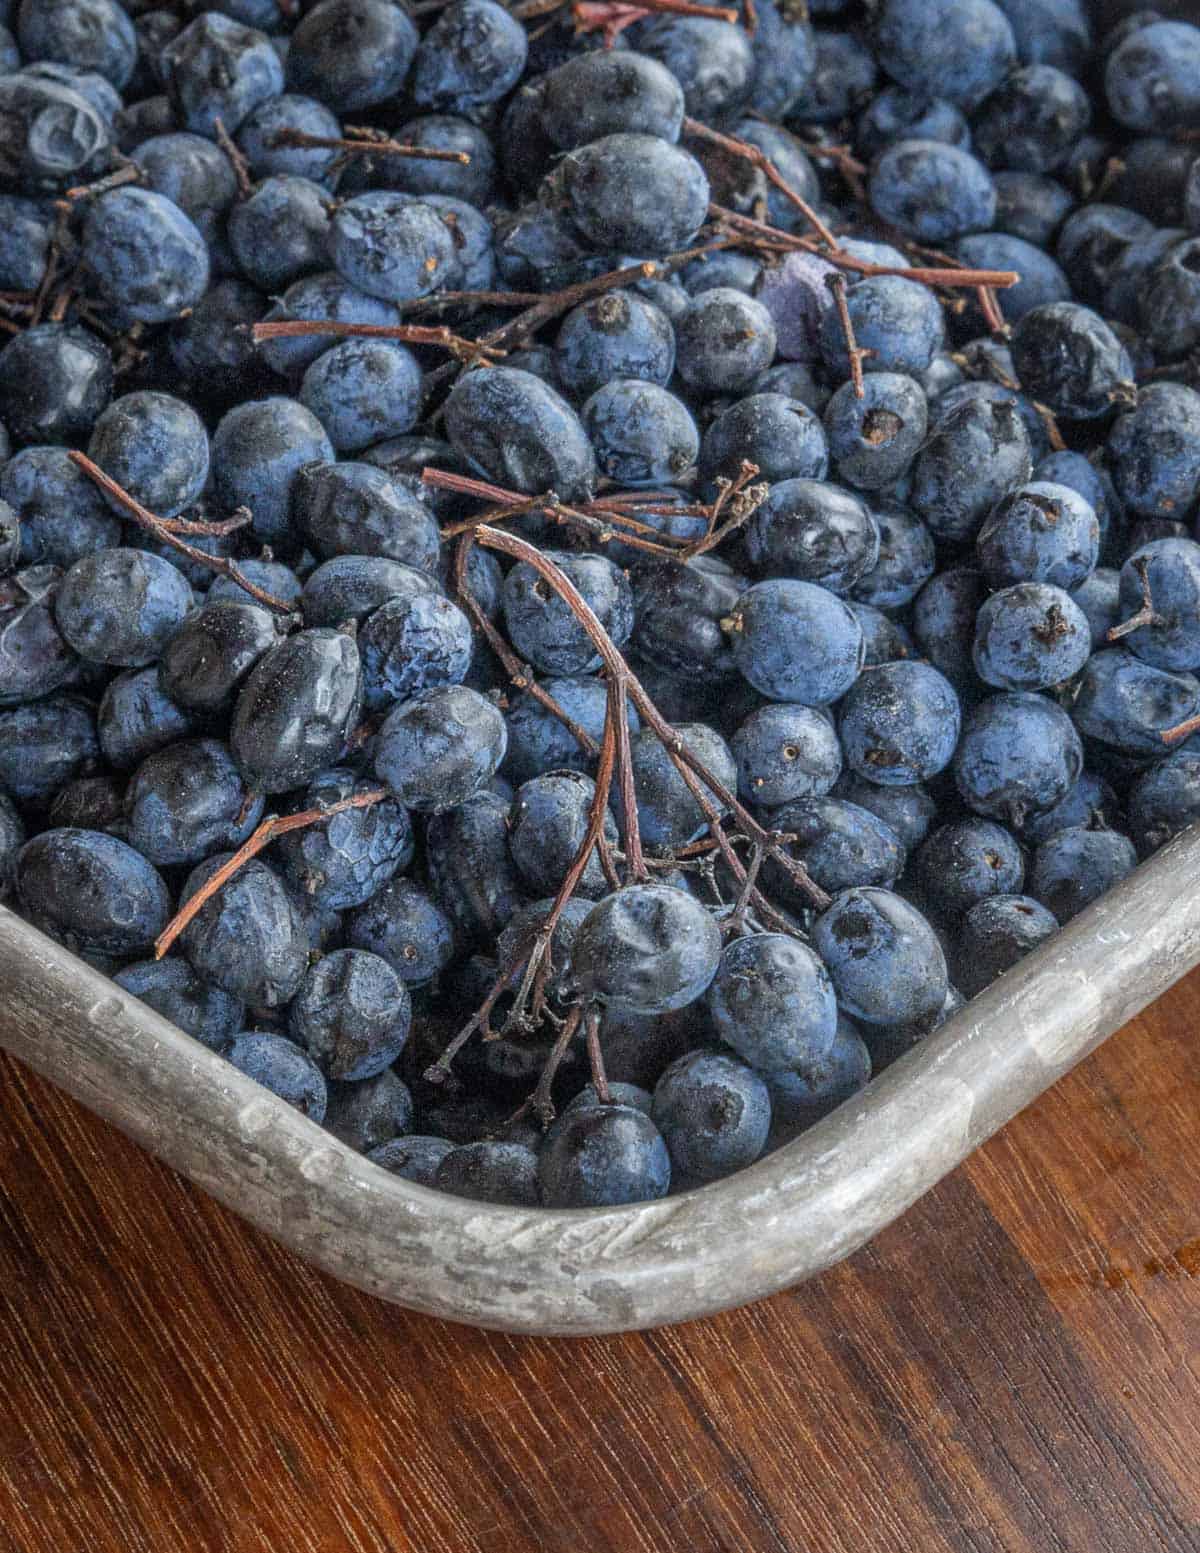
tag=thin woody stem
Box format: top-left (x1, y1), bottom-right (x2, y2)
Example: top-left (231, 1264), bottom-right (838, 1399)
top-left (1108, 557), bottom-right (1163, 642)
top-left (680, 462), bottom-right (768, 560)
top-left (213, 117), bottom-right (253, 199)
top-left (65, 162), bottom-right (142, 201)
top-left (476, 239), bottom-right (735, 359)
top-left (154, 789), bottom-right (389, 959)
top-left (500, 709), bottom-right (616, 1036)
top-left (268, 128), bottom-right (470, 163)
top-left (727, 843), bottom-right (765, 934)
top-left (584, 1004), bottom-right (612, 1105)
top-left (683, 116), bottom-right (839, 250)
top-left (469, 525), bottom-right (831, 911)
top-left (415, 240), bottom-right (734, 401)
top-left (710, 203), bottom-right (1021, 290)
top-left (826, 272), bottom-right (870, 397)
top-left (608, 677), bottom-right (646, 882)
top-left (504, 1004), bottom-right (585, 1127)
top-left (425, 469), bottom-right (687, 560)
top-left (902, 237), bottom-right (1012, 336)
top-left (68, 453), bottom-right (295, 614)
top-left (424, 961), bottom-right (517, 1084)
top-left (426, 465), bottom-right (765, 562)
top-left (451, 534), bottom-right (600, 761)
top-left (1162, 713), bottom-right (1200, 747)
top-left (250, 319), bottom-right (506, 364)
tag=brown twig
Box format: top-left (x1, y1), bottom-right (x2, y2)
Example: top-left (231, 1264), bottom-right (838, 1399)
top-left (432, 527), bottom-right (828, 1074)
top-left (621, 0), bottom-right (737, 14)
top-left (726, 843), bottom-right (765, 934)
top-left (428, 464), bottom-right (768, 562)
top-left (826, 272), bottom-right (870, 397)
top-left (571, 0), bottom-right (737, 43)
top-left (48, 279), bottom-right (77, 323)
top-left (268, 128), bottom-right (470, 164)
top-left (1108, 557), bottom-right (1162, 643)
top-left (426, 468), bottom-right (696, 560)
top-left (154, 789), bottom-right (389, 959)
top-left (680, 461), bottom-right (769, 560)
top-left (512, 657), bottom-right (619, 1014)
top-left (250, 318), bottom-right (507, 365)
top-left (158, 505), bottom-right (254, 539)
top-left (503, 1004), bottom-right (585, 1127)
top-left (477, 240), bottom-right (733, 358)
top-left (65, 162), bottom-right (143, 201)
top-left (1163, 713), bottom-right (1200, 747)
top-left (451, 533), bottom-right (600, 762)
top-left (710, 204), bottom-right (1021, 290)
top-left (480, 261), bottom-right (663, 355)
top-left (900, 238), bottom-right (1014, 336)
top-left (424, 962), bottom-right (517, 1083)
top-left (683, 116), bottom-right (838, 250)
top-left (584, 1004), bottom-right (612, 1104)
top-left (213, 117), bottom-right (253, 199)
top-left (30, 202), bottom-right (71, 327)
top-left (415, 241), bottom-right (732, 403)
top-left (799, 137), bottom-right (867, 202)
top-left (975, 286), bottom-right (1009, 336)
top-left (469, 526), bottom-right (830, 912)
top-left (608, 676), bottom-right (646, 882)
top-left (68, 453), bottom-right (294, 614)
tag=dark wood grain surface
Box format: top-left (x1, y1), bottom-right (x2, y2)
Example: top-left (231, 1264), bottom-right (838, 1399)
top-left (0, 966), bottom-right (1198, 1553)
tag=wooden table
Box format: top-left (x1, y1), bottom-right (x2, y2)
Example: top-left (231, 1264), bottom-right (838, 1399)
top-left (0, 967), bottom-right (1197, 1553)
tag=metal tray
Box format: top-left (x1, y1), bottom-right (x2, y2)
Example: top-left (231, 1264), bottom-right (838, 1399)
top-left (3, 823), bottom-right (1199, 1336)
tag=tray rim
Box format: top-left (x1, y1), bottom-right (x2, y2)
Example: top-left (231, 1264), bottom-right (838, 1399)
top-left (2, 824), bottom-right (1199, 1336)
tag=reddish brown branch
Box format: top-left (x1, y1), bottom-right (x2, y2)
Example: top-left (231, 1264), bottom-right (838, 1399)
top-left (608, 677), bottom-right (646, 882)
top-left (451, 534), bottom-right (600, 762)
top-left (571, 0), bottom-right (737, 42)
top-left (710, 204), bottom-right (1021, 290)
top-left (68, 453), bottom-right (294, 614)
top-left (584, 1004), bottom-right (612, 1104)
top-left (213, 117), bottom-right (253, 199)
top-left (1163, 714), bottom-right (1200, 747)
top-left (426, 468), bottom-right (694, 560)
top-left (268, 128), bottom-right (470, 164)
top-left (502, 1004), bottom-right (585, 1127)
top-left (158, 505), bottom-right (253, 539)
top-left (65, 162), bottom-right (142, 201)
top-left (680, 461), bottom-right (769, 560)
top-left (425, 465), bottom-right (766, 562)
top-left (250, 319), bottom-right (506, 365)
top-left (424, 961), bottom-right (515, 1083)
top-left (469, 526), bottom-right (830, 912)
top-left (826, 272), bottom-right (870, 396)
top-left (415, 241), bottom-right (732, 403)
top-left (1108, 557), bottom-right (1162, 643)
top-left (30, 202), bottom-right (71, 326)
top-left (684, 116), bottom-right (838, 250)
top-left (154, 789), bottom-right (389, 959)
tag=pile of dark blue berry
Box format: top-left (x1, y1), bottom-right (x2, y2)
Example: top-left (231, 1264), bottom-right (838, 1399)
top-left (1, 0), bottom-right (1198, 1211)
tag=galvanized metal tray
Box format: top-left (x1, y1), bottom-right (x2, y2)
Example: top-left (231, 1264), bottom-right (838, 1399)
top-left (2, 823), bottom-right (1199, 1336)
